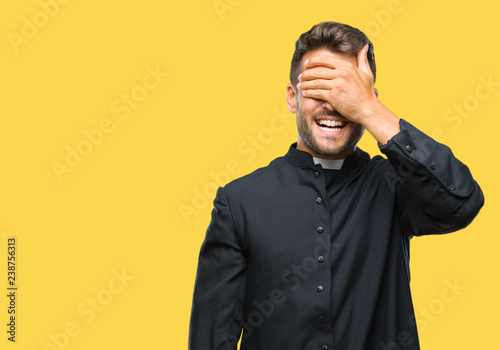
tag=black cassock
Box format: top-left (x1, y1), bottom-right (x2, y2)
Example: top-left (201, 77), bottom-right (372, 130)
top-left (189, 119), bottom-right (484, 350)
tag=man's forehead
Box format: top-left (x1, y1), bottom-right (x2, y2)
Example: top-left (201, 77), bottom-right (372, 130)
top-left (302, 49), bottom-right (356, 63)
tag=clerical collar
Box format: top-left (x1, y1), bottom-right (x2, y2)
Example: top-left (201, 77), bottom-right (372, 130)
top-left (285, 143), bottom-right (370, 171)
top-left (313, 157), bottom-right (344, 170)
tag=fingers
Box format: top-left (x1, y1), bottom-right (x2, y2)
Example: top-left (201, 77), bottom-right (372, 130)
top-left (303, 47), bottom-right (373, 80)
top-left (298, 67), bottom-right (349, 97)
top-left (297, 79), bottom-right (332, 92)
top-left (299, 47), bottom-right (374, 102)
top-left (356, 44), bottom-right (372, 76)
top-left (300, 88), bottom-right (329, 101)
top-left (298, 66), bottom-right (348, 99)
top-left (298, 66), bottom-right (338, 82)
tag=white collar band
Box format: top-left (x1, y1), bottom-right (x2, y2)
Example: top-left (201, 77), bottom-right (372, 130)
top-left (313, 157), bottom-right (344, 170)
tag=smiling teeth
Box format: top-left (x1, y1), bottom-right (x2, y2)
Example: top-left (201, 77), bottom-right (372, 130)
top-left (318, 120), bottom-right (346, 127)
top-left (320, 126), bottom-right (341, 132)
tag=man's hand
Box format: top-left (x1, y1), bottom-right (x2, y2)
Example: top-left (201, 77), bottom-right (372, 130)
top-left (297, 44), bottom-right (377, 124)
top-left (297, 44), bottom-right (400, 145)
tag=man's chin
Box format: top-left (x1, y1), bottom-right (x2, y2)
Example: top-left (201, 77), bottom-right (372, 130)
top-left (312, 144), bottom-right (347, 158)
top-left (311, 136), bottom-right (357, 158)
top-left (314, 125), bottom-right (364, 157)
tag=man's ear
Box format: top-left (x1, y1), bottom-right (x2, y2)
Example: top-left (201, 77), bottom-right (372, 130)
top-left (286, 83), bottom-right (297, 113)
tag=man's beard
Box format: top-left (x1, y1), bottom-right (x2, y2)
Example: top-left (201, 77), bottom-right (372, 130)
top-left (297, 109), bottom-right (365, 158)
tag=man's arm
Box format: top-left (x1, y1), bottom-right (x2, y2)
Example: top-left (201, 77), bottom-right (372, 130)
top-left (297, 45), bottom-right (484, 234)
top-left (189, 187), bottom-right (246, 349)
top-left (380, 119), bottom-right (484, 235)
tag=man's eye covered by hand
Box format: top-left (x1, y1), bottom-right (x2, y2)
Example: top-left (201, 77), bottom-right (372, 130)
top-left (296, 45), bottom-right (379, 125)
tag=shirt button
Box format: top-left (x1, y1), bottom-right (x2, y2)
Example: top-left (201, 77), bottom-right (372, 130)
top-left (314, 171), bottom-right (320, 178)
top-left (317, 226), bottom-right (324, 233)
top-left (322, 345), bottom-right (329, 350)
top-left (449, 185), bottom-right (456, 191)
top-left (317, 285), bottom-right (323, 292)
top-left (405, 145), bottom-right (412, 152)
top-left (318, 256), bottom-right (325, 263)
top-left (430, 163), bottom-right (436, 170)
top-left (318, 315), bottom-right (326, 323)
top-left (316, 197), bottom-right (322, 204)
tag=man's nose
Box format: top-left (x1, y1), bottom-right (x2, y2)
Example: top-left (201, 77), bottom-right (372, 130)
top-left (322, 100), bottom-right (335, 111)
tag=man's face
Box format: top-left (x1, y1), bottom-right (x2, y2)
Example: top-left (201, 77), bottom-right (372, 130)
top-left (286, 49), bottom-right (365, 159)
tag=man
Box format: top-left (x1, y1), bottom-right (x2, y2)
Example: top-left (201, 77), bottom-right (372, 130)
top-left (189, 21), bottom-right (484, 350)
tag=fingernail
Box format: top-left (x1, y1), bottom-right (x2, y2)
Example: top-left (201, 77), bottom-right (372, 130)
top-left (297, 83), bottom-right (301, 89)
top-left (304, 59), bottom-right (309, 65)
top-left (298, 74), bottom-right (302, 81)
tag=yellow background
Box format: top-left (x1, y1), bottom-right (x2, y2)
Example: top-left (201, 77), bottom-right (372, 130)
top-left (1, 0), bottom-right (498, 348)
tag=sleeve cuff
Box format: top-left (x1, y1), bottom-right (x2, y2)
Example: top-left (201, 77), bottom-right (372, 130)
top-left (379, 119), bottom-right (475, 198)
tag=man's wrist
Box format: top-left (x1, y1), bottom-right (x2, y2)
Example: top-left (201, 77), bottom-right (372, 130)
top-left (359, 101), bottom-right (401, 145)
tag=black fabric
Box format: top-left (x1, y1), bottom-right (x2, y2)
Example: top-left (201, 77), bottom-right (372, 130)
top-left (323, 169), bottom-right (340, 198)
top-left (189, 119), bottom-right (484, 350)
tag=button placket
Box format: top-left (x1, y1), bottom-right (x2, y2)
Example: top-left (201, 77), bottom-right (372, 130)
top-left (313, 171), bottom-right (330, 347)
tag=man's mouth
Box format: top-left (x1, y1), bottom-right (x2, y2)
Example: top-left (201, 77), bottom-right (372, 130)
top-left (316, 119), bottom-right (348, 133)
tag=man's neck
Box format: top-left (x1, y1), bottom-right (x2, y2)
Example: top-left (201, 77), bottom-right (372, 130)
top-left (296, 139), bottom-right (356, 160)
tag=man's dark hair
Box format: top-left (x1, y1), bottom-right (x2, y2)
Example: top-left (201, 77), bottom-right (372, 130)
top-left (290, 21), bottom-right (376, 86)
